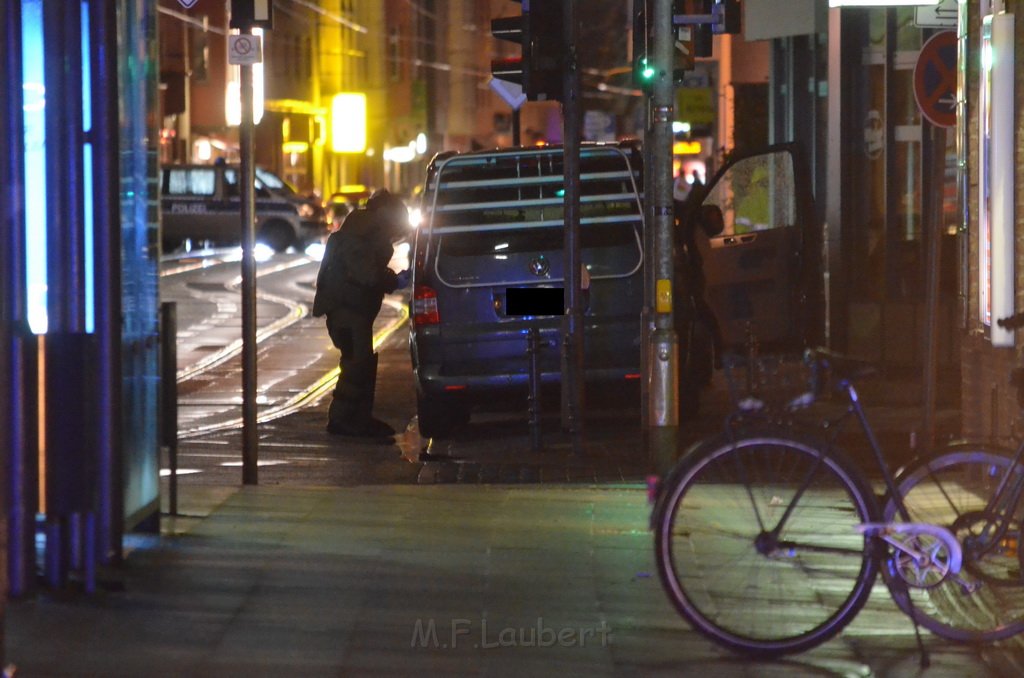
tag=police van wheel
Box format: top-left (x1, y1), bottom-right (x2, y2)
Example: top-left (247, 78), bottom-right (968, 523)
top-left (258, 221), bottom-right (294, 253)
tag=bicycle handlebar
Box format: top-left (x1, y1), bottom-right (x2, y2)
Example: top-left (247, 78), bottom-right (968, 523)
top-left (997, 312), bottom-right (1024, 330)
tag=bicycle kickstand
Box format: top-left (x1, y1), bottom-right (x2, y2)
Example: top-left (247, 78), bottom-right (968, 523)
top-left (900, 584), bottom-right (931, 669)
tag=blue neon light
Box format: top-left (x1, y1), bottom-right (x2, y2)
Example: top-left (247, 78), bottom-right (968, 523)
top-left (22, 0), bottom-right (48, 335)
top-left (82, 1), bottom-right (95, 332)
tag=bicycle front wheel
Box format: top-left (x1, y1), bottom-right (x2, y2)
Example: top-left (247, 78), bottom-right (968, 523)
top-left (654, 430), bottom-right (879, 657)
top-left (883, 447), bottom-right (1024, 642)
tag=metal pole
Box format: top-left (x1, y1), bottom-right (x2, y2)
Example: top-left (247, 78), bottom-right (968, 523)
top-left (1, 0), bottom-right (18, 654)
top-left (561, 0), bottom-right (584, 454)
top-left (647, 0), bottom-right (679, 474)
top-left (92, 0), bottom-right (124, 566)
top-left (513, 108), bottom-right (521, 146)
top-left (240, 31), bottom-right (259, 485)
top-left (160, 303), bottom-right (179, 515)
top-left (527, 326), bottom-right (543, 451)
top-left (921, 124), bottom-right (945, 455)
top-left (955, 11), bottom-right (969, 329)
top-left (640, 114), bottom-right (655, 450)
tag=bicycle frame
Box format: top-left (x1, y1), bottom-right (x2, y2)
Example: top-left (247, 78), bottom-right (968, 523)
top-left (836, 375), bottom-right (1024, 569)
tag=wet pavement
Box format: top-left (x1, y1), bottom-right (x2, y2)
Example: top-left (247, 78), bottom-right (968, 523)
top-left (6, 253), bottom-right (1021, 675)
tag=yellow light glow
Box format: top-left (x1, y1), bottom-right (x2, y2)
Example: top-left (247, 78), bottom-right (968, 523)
top-left (282, 141), bottom-right (309, 153)
top-left (331, 93), bottom-right (367, 153)
top-left (673, 141), bottom-right (703, 155)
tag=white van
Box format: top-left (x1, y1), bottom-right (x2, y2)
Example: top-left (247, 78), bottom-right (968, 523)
top-left (160, 164), bottom-right (326, 252)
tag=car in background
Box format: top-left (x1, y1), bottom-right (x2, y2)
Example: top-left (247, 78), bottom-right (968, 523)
top-left (160, 163), bottom-right (327, 252)
top-left (409, 141), bottom-right (645, 438)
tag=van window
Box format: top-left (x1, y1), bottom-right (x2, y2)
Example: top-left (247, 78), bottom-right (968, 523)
top-left (166, 168), bottom-right (216, 196)
top-left (255, 167), bottom-right (294, 194)
top-left (702, 150), bottom-right (796, 235)
top-left (224, 169), bottom-right (272, 198)
top-left (429, 146), bottom-right (644, 284)
top-left (442, 224), bottom-right (636, 258)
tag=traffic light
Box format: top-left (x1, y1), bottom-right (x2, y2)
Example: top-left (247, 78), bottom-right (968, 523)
top-left (688, 1), bottom-right (713, 58)
top-left (633, 0), bottom-right (697, 90)
top-left (632, 1), bottom-right (655, 90)
top-left (720, 0), bottom-right (741, 35)
top-left (490, 0), bottom-right (564, 102)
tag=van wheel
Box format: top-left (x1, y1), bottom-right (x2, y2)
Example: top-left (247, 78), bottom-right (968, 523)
top-left (258, 220), bottom-right (294, 253)
top-left (416, 392), bottom-right (468, 439)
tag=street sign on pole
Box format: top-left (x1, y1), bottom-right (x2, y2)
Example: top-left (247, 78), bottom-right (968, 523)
top-left (228, 34), bottom-right (262, 66)
top-left (915, 0), bottom-right (957, 29)
top-left (913, 30), bottom-right (956, 128)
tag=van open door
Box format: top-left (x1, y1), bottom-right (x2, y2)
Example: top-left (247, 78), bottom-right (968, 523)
top-left (688, 143), bottom-right (823, 356)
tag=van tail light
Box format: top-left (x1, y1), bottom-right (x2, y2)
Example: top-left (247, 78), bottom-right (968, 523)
top-left (413, 284), bottom-right (440, 325)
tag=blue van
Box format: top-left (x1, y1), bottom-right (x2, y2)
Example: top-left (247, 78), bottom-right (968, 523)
top-left (409, 142), bottom-right (645, 437)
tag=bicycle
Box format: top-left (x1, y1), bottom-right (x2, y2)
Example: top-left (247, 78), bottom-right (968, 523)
top-left (650, 346), bottom-right (1024, 658)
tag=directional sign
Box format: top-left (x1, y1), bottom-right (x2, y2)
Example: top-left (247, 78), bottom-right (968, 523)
top-left (913, 30), bottom-right (956, 128)
top-left (177, 0), bottom-right (199, 8)
top-left (915, 0), bottom-right (957, 29)
top-left (228, 34), bottom-right (262, 65)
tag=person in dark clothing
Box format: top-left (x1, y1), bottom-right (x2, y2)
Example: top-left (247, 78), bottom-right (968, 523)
top-left (672, 185), bottom-right (722, 418)
top-left (312, 189), bottom-right (411, 438)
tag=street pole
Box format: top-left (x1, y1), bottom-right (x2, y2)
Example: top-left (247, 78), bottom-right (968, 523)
top-left (647, 0), bottom-right (679, 474)
top-left (561, 0), bottom-right (585, 454)
top-left (921, 123), bottom-right (946, 455)
top-left (0, 0), bottom-right (16, 657)
top-left (239, 28), bottom-right (259, 485)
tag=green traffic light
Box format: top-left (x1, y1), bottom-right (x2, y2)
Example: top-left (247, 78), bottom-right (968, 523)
top-left (639, 58), bottom-right (655, 81)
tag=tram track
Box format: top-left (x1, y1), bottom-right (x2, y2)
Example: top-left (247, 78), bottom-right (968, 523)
top-left (160, 249), bottom-right (410, 440)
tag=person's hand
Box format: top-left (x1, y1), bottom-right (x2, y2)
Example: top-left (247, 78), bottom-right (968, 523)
top-left (396, 269), bottom-right (411, 289)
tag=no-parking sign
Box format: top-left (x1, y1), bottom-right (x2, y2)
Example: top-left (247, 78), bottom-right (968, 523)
top-left (913, 30), bottom-right (957, 128)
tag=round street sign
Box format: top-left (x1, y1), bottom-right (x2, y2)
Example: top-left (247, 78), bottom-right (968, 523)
top-left (913, 30), bottom-right (957, 128)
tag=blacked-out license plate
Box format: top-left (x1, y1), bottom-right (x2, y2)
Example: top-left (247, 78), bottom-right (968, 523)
top-left (505, 287), bottom-right (564, 316)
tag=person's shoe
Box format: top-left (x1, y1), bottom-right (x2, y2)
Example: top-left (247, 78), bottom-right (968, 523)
top-left (326, 418), bottom-right (395, 440)
top-left (363, 417), bottom-right (396, 437)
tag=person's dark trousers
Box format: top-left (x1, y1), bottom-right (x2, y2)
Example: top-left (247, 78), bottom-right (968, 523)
top-left (326, 312), bottom-right (375, 429)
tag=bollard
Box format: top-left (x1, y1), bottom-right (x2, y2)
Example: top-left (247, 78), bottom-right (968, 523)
top-left (527, 326), bottom-right (543, 451)
top-left (160, 302), bottom-right (179, 516)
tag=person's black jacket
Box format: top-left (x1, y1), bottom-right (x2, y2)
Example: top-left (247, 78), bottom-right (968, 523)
top-left (312, 208), bottom-right (399, 319)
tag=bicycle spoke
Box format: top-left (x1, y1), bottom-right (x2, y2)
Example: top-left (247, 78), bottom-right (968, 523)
top-left (885, 449), bottom-right (1024, 642)
top-left (656, 432), bottom-right (877, 656)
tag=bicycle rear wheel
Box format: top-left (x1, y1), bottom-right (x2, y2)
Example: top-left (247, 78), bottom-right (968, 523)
top-left (653, 429), bottom-right (880, 657)
top-left (883, 447), bottom-right (1024, 642)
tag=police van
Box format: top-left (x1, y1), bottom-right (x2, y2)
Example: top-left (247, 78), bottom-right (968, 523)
top-left (160, 163), bottom-right (326, 252)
